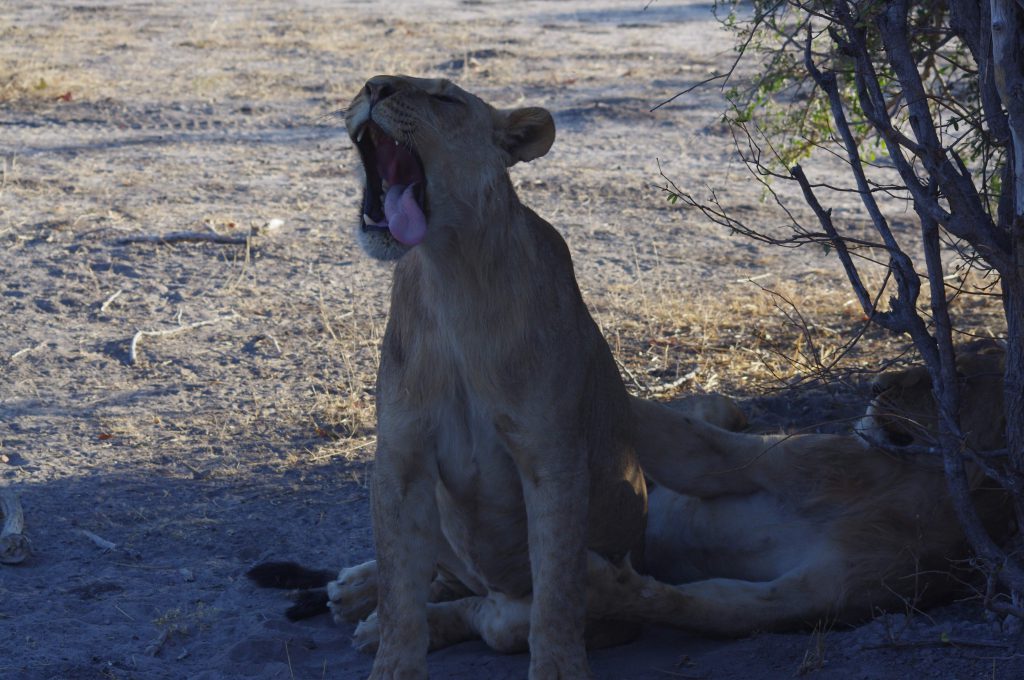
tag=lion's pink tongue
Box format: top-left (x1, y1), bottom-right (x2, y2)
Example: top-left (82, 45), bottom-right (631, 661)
top-left (384, 183), bottom-right (427, 246)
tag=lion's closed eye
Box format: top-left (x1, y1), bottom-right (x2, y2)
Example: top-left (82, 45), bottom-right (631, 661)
top-left (432, 94), bottom-right (462, 105)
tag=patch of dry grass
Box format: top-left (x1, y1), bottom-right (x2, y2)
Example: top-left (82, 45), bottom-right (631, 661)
top-left (0, 61), bottom-right (96, 104)
top-left (594, 265), bottom-right (1007, 402)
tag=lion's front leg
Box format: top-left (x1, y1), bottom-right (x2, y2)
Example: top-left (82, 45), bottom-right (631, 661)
top-left (367, 436), bottom-right (441, 680)
top-left (517, 447), bottom-right (591, 680)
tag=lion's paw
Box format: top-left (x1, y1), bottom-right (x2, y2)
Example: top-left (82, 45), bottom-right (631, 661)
top-left (327, 560), bottom-right (379, 625)
top-left (352, 611), bottom-right (381, 654)
top-left (366, 647), bottom-right (427, 680)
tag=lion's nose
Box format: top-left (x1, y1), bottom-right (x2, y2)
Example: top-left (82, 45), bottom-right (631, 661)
top-left (365, 78), bottom-right (398, 106)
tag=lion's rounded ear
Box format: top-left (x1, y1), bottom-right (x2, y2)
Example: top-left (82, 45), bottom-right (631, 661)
top-left (496, 107), bottom-right (555, 165)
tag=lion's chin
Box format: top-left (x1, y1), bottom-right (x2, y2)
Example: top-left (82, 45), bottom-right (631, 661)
top-left (355, 217), bottom-right (410, 262)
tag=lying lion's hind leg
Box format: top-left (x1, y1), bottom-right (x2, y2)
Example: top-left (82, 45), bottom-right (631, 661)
top-left (436, 594), bottom-right (532, 652)
top-left (664, 572), bottom-right (844, 636)
top-left (632, 396), bottom-right (863, 499)
top-left (353, 593), bottom-right (532, 655)
top-left (630, 396), bottom-right (766, 497)
top-left (586, 552), bottom-right (843, 637)
top-left (672, 394), bottom-right (748, 432)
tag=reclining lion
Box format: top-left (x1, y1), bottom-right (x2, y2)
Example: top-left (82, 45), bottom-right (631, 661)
top-left (249, 76), bottom-right (1011, 672)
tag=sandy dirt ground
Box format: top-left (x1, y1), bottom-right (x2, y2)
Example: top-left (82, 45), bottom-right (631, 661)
top-left (1, 1), bottom-right (1021, 678)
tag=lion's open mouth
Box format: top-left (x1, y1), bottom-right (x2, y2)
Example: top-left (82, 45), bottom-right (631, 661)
top-left (354, 122), bottom-right (428, 246)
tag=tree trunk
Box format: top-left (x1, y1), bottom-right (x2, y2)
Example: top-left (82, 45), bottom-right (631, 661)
top-left (990, 0), bottom-right (1024, 471)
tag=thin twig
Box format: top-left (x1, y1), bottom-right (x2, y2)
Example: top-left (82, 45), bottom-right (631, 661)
top-left (261, 333), bottom-right (282, 355)
top-left (614, 356), bottom-right (647, 393)
top-left (862, 637), bottom-right (1011, 651)
top-left (116, 231), bottom-right (250, 246)
top-left (651, 73), bottom-right (728, 111)
top-left (114, 603), bottom-right (136, 621)
top-left (129, 312), bottom-right (239, 365)
top-left (733, 272), bottom-right (774, 284)
top-left (145, 629), bottom-right (170, 657)
top-left (80, 529), bottom-right (117, 552)
top-left (9, 343), bottom-right (43, 361)
top-left (309, 438), bottom-right (377, 462)
top-left (651, 0), bottom-right (785, 112)
top-left (100, 289), bottom-right (123, 312)
top-left (790, 165), bottom-right (874, 320)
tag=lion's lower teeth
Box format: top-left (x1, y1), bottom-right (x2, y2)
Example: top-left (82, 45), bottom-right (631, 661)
top-left (381, 180), bottom-right (390, 194)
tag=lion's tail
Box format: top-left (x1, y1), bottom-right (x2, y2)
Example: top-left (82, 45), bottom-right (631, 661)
top-left (247, 561), bottom-right (334, 589)
top-left (246, 561), bottom-right (334, 620)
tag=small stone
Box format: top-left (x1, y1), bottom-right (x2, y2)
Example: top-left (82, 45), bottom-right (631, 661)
top-left (253, 218), bottom-right (284, 235)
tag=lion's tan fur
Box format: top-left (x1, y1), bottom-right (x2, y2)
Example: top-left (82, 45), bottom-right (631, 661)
top-left (631, 355), bottom-right (1009, 636)
top-left (346, 75), bottom-right (646, 680)
top-left (325, 360), bottom-right (1008, 648)
top-left (856, 341), bottom-right (1006, 452)
top-left (308, 78), bottom-right (1014, 666)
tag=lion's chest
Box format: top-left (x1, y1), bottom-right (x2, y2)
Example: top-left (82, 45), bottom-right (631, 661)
top-left (432, 394), bottom-right (533, 597)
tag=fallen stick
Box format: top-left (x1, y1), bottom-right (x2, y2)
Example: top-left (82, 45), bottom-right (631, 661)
top-left (145, 628), bottom-right (170, 657)
top-left (646, 372), bottom-right (697, 396)
top-left (129, 312), bottom-right (239, 365)
top-left (100, 289), bottom-right (123, 312)
top-left (80, 529), bottom-right (117, 552)
top-left (862, 636), bottom-right (1011, 650)
top-left (9, 343), bottom-right (43, 361)
top-left (1, 490), bottom-right (31, 565)
top-left (115, 231), bottom-right (250, 246)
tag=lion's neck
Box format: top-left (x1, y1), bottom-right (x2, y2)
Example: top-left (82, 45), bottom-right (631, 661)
top-left (386, 184), bottom-right (579, 396)
top-left (410, 179), bottom-right (541, 294)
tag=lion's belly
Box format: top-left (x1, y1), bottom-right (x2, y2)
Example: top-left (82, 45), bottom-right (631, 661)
top-left (644, 487), bottom-right (828, 584)
top-left (433, 400), bottom-right (533, 598)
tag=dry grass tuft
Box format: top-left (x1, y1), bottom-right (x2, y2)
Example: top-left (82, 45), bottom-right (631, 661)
top-left (595, 266), bottom-right (1006, 402)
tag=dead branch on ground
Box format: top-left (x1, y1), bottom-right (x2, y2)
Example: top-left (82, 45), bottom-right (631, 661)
top-left (115, 230), bottom-right (250, 246)
top-left (129, 312), bottom-right (239, 365)
top-left (79, 529), bottom-right (117, 552)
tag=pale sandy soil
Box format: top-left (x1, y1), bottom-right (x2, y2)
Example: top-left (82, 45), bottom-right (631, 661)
top-left (1, 1), bottom-right (1021, 678)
